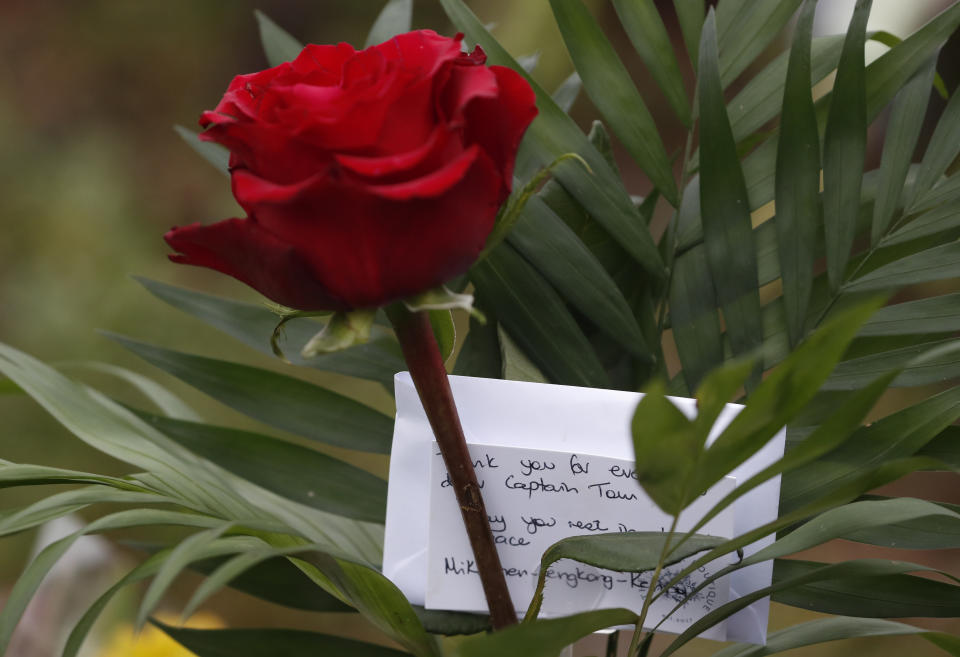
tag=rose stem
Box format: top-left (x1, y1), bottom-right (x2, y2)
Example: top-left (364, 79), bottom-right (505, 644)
top-left (386, 304), bottom-right (518, 630)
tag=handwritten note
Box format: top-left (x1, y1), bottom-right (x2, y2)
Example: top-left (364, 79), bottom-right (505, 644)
top-left (425, 442), bottom-right (736, 639)
top-left (383, 372), bottom-right (786, 644)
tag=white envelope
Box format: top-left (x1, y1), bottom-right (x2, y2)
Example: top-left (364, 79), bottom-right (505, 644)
top-left (383, 373), bottom-right (786, 645)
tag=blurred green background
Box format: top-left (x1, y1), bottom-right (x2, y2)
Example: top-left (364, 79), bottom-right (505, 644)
top-left (1, 1), bottom-right (958, 655)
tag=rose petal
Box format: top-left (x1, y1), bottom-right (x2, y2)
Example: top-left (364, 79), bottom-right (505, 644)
top-left (334, 125), bottom-right (449, 178)
top-left (462, 65), bottom-right (538, 188)
top-left (439, 58), bottom-right (499, 127)
top-left (164, 218), bottom-right (344, 310)
top-left (364, 145), bottom-right (480, 200)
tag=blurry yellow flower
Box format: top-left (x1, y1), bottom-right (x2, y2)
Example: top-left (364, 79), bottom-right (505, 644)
top-left (96, 612), bottom-right (224, 657)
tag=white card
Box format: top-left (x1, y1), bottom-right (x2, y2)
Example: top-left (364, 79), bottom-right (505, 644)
top-left (425, 442), bottom-right (737, 640)
top-left (383, 373), bottom-right (786, 645)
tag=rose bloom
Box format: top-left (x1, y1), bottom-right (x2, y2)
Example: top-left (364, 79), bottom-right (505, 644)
top-left (165, 30), bottom-right (537, 310)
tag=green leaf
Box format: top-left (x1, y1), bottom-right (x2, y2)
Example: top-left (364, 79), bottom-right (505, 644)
top-left (775, 0), bottom-right (821, 348)
top-left (525, 532), bottom-right (725, 621)
top-left (133, 411), bottom-right (387, 524)
top-left (910, 171), bottom-right (960, 214)
top-left (455, 608), bottom-right (637, 657)
top-left (909, 67), bottom-right (960, 207)
top-left (859, 293), bottom-right (960, 336)
top-left (136, 277), bottom-right (403, 388)
top-left (155, 622), bottom-right (411, 657)
top-left (696, 299), bottom-right (882, 496)
top-left (438, 0), bottom-right (667, 274)
top-left (173, 125), bottom-right (229, 176)
top-left (107, 333), bottom-right (394, 454)
top-left (823, 338), bottom-right (960, 389)
top-left (918, 425), bottom-right (960, 468)
top-left (136, 523), bottom-right (234, 629)
top-left (469, 244), bottom-right (609, 388)
top-left (844, 496), bottom-right (960, 549)
top-left (782, 384), bottom-right (960, 514)
top-left (631, 381), bottom-right (702, 514)
top-left (845, 242), bottom-right (960, 292)
top-left (697, 10), bottom-right (763, 382)
top-left (428, 310), bottom-right (456, 363)
top-left (716, 0), bottom-right (804, 87)
top-left (668, 244), bottom-right (723, 392)
top-left (453, 311), bottom-right (502, 379)
top-left (300, 555), bottom-right (441, 657)
top-left (881, 199), bottom-right (960, 246)
top-left (744, 498), bottom-right (960, 566)
top-left (672, 0), bottom-right (704, 69)
top-left (660, 558), bottom-right (953, 656)
top-left (0, 510), bottom-right (231, 654)
top-left (548, 0), bottom-right (677, 203)
top-left (59, 360), bottom-right (200, 421)
top-left (499, 326), bottom-right (547, 383)
top-left (674, 368), bottom-right (898, 550)
top-left (254, 10), bottom-right (302, 67)
top-left (822, 0), bottom-right (871, 290)
top-left (414, 607), bottom-right (490, 636)
top-left (871, 57), bottom-right (938, 244)
top-left (773, 559), bottom-right (960, 618)
top-left (187, 550), bottom-right (352, 612)
top-left (610, 0), bottom-right (691, 126)
top-left (712, 616), bottom-right (960, 657)
top-left (507, 195), bottom-right (651, 359)
top-left (551, 71), bottom-right (581, 113)
top-left (365, 0), bottom-right (413, 48)
top-left (63, 538), bottom-right (265, 657)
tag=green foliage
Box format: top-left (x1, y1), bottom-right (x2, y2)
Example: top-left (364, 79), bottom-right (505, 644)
top-left (2, 2), bottom-right (960, 657)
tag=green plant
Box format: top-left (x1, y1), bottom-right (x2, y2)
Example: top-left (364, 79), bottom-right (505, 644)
top-left (2, 0), bottom-right (960, 655)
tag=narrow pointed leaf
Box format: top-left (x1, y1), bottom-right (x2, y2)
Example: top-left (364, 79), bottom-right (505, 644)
top-left (872, 58), bottom-right (938, 243)
top-left (611, 0), bottom-right (691, 126)
top-left (439, 0), bottom-right (667, 274)
top-left (669, 244), bottom-right (723, 392)
top-left (846, 242), bottom-right (960, 292)
top-left (156, 622), bottom-right (411, 657)
top-left (910, 172), bottom-right (960, 214)
top-left (548, 0), bottom-right (677, 202)
top-left (469, 244), bottom-right (609, 388)
top-left (136, 523), bottom-right (234, 629)
top-left (499, 326), bottom-right (547, 383)
top-left (716, 0), bottom-right (804, 87)
top-left (507, 196), bottom-right (651, 358)
top-left (453, 313), bottom-right (501, 378)
top-left (660, 558), bottom-right (953, 656)
top-left (174, 125), bottom-right (229, 176)
top-left (697, 10), bottom-right (763, 380)
top-left (107, 334), bottom-right (394, 454)
top-left (844, 496), bottom-right (960, 549)
top-left (910, 70), bottom-right (960, 206)
top-left (365, 0), bottom-right (412, 48)
top-left (551, 71), bottom-right (581, 113)
top-left (782, 384), bottom-right (960, 514)
top-left (457, 609), bottom-right (638, 657)
top-left (712, 616), bottom-right (960, 657)
top-left (136, 277), bottom-right (403, 388)
top-left (775, 0), bottom-right (821, 347)
top-left (673, 0), bottom-right (704, 68)
top-left (824, 338), bottom-right (960, 389)
top-left (881, 200), bottom-right (960, 246)
top-left (696, 299), bottom-right (882, 495)
top-left (134, 411), bottom-right (387, 523)
top-left (254, 10), bottom-right (302, 67)
top-left (772, 559), bottom-right (960, 618)
top-left (823, 0), bottom-right (871, 290)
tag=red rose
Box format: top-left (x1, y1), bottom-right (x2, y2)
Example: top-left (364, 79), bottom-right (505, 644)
top-left (165, 30), bottom-right (537, 310)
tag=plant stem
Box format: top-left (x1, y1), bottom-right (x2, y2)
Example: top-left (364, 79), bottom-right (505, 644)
top-left (626, 514), bottom-right (679, 656)
top-left (386, 304), bottom-right (518, 630)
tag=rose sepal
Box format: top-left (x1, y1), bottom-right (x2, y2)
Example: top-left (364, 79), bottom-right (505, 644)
top-left (299, 310), bottom-right (378, 358)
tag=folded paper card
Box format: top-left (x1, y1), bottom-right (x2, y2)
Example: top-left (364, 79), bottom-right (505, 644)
top-left (383, 374), bottom-right (786, 644)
